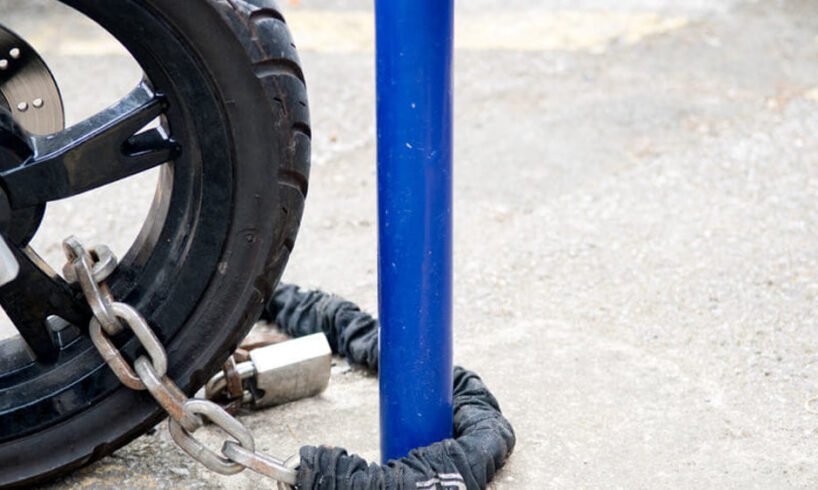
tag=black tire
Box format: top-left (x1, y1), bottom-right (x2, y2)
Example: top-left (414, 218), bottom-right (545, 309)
top-left (0, 0), bottom-right (309, 486)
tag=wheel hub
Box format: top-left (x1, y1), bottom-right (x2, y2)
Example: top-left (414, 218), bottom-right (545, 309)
top-left (0, 24), bottom-right (64, 244)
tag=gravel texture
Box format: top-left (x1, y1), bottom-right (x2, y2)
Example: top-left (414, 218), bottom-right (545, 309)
top-left (2, 0), bottom-right (818, 488)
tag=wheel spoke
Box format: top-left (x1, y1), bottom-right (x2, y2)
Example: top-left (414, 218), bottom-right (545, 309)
top-left (0, 245), bottom-right (90, 362)
top-left (0, 81), bottom-right (180, 209)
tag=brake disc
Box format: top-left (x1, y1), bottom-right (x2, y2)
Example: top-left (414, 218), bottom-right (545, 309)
top-left (0, 24), bottom-right (64, 135)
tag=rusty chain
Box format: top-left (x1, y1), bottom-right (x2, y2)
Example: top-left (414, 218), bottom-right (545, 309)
top-left (63, 236), bottom-right (299, 489)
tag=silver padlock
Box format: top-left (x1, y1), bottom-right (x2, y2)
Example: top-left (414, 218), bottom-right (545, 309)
top-left (206, 333), bottom-right (332, 409)
top-left (249, 332), bottom-right (332, 408)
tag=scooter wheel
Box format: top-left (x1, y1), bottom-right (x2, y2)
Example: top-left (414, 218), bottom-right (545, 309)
top-left (0, 0), bottom-right (310, 485)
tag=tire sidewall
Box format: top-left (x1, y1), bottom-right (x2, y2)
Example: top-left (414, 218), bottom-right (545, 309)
top-left (0, 0), bottom-right (299, 485)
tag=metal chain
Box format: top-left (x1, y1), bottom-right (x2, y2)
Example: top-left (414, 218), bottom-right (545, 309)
top-left (63, 236), bottom-right (299, 489)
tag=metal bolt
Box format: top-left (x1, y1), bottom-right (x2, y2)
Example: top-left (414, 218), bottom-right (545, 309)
top-left (9, 48), bottom-right (20, 59)
top-left (32, 98), bottom-right (44, 109)
top-left (0, 59), bottom-right (7, 70)
top-left (17, 102), bottom-right (28, 112)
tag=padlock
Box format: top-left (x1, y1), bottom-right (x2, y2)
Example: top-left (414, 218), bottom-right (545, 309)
top-left (248, 332), bottom-right (332, 408)
top-left (206, 333), bottom-right (332, 409)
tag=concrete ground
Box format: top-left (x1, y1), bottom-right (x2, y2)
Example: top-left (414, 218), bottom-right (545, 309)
top-left (3, 0), bottom-right (818, 488)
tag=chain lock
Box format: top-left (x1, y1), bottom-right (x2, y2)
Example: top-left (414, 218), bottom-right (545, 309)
top-left (206, 333), bottom-right (331, 411)
top-left (63, 236), bottom-right (299, 488)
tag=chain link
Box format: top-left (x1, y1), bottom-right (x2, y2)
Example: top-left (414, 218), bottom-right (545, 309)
top-left (168, 399), bottom-right (255, 475)
top-left (63, 237), bottom-right (122, 335)
top-left (205, 360), bottom-right (256, 401)
top-left (64, 236), bottom-right (298, 488)
top-left (134, 357), bottom-right (202, 432)
top-left (89, 302), bottom-right (167, 390)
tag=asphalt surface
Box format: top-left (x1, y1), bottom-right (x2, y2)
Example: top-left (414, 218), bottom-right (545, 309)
top-left (3, 0), bottom-right (818, 488)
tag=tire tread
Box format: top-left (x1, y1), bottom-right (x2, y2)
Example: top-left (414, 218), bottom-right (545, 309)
top-left (212, 0), bottom-right (311, 311)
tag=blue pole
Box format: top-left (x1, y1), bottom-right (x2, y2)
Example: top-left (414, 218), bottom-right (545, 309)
top-left (375, 0), bottom-right (454, 462)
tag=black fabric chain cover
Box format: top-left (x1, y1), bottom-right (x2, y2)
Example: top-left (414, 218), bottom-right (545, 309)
top-left (267, 283), bottom-right (380, 371)
top-left (264, 284), bottom-right (516, 490)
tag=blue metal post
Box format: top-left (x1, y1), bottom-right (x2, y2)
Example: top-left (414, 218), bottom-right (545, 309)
top-left (376, 0), bottom-right (454, 462)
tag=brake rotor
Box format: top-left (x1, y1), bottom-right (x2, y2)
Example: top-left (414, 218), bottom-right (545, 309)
top-left (0, 25), bottom-right (63, 245)
top-left (0, 24), bottom-right (64, 135)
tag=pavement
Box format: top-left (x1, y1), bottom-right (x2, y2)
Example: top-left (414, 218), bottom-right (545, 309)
top-left (3, 0), bottom-right (818, 488)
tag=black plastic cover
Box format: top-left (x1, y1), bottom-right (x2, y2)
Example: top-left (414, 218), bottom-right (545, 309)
top-left (264, 284), bottom-right (516, 490)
